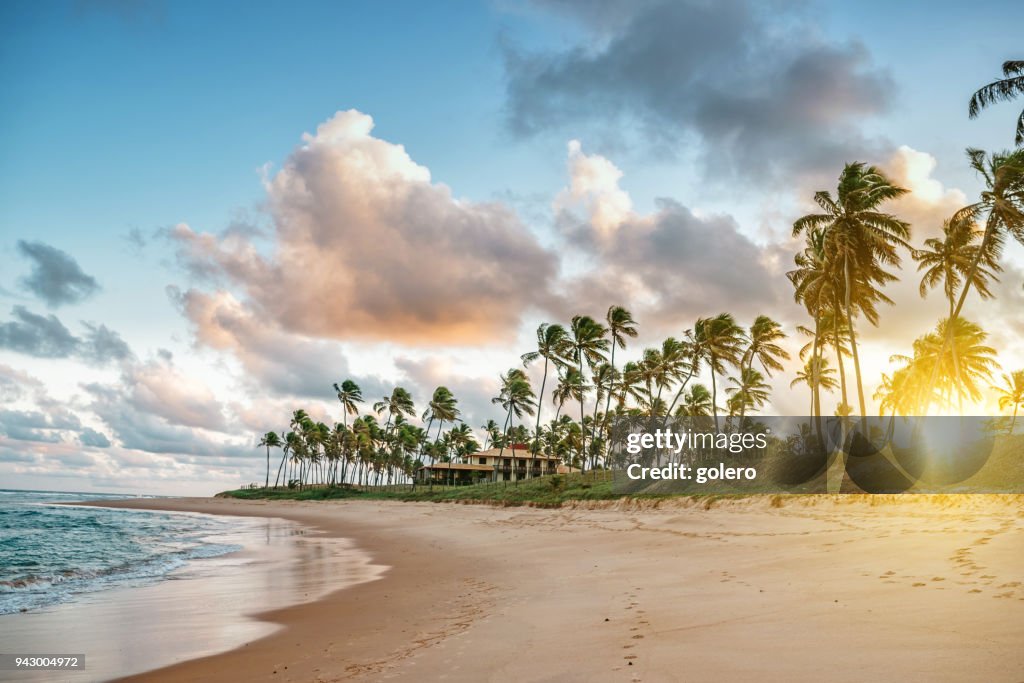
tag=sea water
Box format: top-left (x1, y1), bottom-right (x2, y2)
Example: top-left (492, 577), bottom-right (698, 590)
top-left (0, 489), bottom-right (243, 615)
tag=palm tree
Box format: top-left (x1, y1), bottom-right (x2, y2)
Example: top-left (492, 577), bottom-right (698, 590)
top-left (258, 431), bottom-right (281, 488)
top-left (693, 313), bottom-right (745, 431)
top-left (492, 369), bottom-right (536, 480)
top-left (894, 318), bottom-right (1000, 413)
top-left (793, 163), bottom-right (910, 420)
top-left (587, 361), bottom-right (616, 468)
top-left (993, 370), bottom-right (1024, 434)
top-left (791, 357), bottom-right (838, 417)
top-left (676, 384), bottom-right (713, 417)
top-left (481, 419), bottom-right (501, 449)
top-left (873, 368), bottom-right (913, 419)
top-left (601, 306), bottom-right (638, 443)
top-left (521, 323), bottom-right (569, 463)
top-left (568, 315), bottom-right (609, 470)
top-left (726, 367), bottom-right (771, 424)
top-left (925, 148), bottom-right (1024, 412)
top-left (969, 60), bottom-right (1024, 145)
top-left (374, 387), bottom-right (416, 436)
top-left (914, 216), bottom-right (1002, 412)
top-left (552, 367), bottom-right (587, 432)
top-left (421, 386), bottom-right (459, 485)
top-left (423, 387), bottom-right (460, 444)
top-left (743, 315), bottom-right (790, 377)
top-left (914, 216), bottom-right (1002, 316)
top-left (333, 380), bottom-right (364, 431)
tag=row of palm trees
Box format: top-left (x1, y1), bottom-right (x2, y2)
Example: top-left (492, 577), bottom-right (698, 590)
top-left (252, 60), bottom-right (1024, 488)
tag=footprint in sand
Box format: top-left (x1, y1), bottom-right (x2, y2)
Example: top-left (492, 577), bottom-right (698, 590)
top-left (968, 589), bottom-right (983, 594)
top-left (930, 577), bottom-right (945, 582)
top-left (912, 583), bottom-right (926, 587)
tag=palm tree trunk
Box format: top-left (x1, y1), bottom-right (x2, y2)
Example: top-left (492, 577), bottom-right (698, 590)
top-left (710, 355), bottom-right (720, 433)
top-left (664, 368), bottom-right (696, 424)
top-left (601, 343), bottom-right (617, 461)
top-left (833, 295), bottom-right (849, 415)
top-left (274, 447), bottom-right (287, 488)
top-left (531, 357), bottom-right (549, 478)
top-left (844, 257), bottom-right (868, 424)
top-left (579, 357), bottom-right (587, 473)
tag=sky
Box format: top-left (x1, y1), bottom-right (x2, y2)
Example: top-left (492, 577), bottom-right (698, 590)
top-left (1, 0), bottom-right (1022, 495)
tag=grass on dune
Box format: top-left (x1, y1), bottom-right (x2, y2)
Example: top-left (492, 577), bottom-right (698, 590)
top-left (219, 472), bottom-right (628, 507)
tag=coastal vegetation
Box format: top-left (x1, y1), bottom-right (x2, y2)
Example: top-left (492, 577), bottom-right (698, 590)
top-left (247, 61), bottom-right (1024, 495)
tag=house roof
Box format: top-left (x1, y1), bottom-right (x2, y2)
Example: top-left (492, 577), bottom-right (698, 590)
top-left (472, 447), bottom-right (560, 460)
top-left (418, 462), bottom-right (495, 471)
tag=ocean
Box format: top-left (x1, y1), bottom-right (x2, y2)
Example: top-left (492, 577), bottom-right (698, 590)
top-left (0, 489), bottom-right (243, 615)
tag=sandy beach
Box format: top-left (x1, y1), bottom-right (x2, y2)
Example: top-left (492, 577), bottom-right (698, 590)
top-left (56, 495), bottom-right (1022, 683)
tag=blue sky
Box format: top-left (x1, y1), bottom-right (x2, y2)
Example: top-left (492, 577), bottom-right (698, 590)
top-left (1, 0), bottom-right (1022, 494)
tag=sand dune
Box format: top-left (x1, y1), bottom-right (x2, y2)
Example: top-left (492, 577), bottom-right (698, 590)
top-left (90, 496), bottom-right (1024, 682)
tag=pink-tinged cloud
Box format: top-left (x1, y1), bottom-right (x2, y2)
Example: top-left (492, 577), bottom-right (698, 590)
top-left (171, 110), bottom-right (558, 345)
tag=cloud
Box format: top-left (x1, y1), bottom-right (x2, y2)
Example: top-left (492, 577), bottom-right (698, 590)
top-left (82, 355), bottom-right (247, 457)
top-left (0, 363), bottom-right (46, 402)
top-left (79, 427), bottom-right (112, 448)
top-left (170, 110), bottom-right (559, 345)
top-left (0, 408), bottom-right (81, 443)
top-left (169, 286), bottom-right (387, 400)
top-left (0, 306), bottom-right (134, 364)
top-left (0, 306), bottom-right (80, 357)
top-left (552, 141), bottom-right (793, 334)
top-left (79, 322), bottom-right (135, 364)
top-left (503, 0), bottom-right (893, 181)
top-left (16, 241), bottom-right (100, 308)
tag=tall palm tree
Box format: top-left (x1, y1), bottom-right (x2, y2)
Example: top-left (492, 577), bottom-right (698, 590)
top-left (333, 380), bottom-right (364, 431)
top-left (568, 315), bottom-right (609, 470)
top-left (793, 163), bottom-right (910, 420)
top-left (587, 361), bottom-right (616, 468)
top-left (693, 313), bottom-right (745, 431)
top-left (601, 306), bottom-right (638, 444)
top-left (492, 369), bottom-right (536, 480)
top-left (993, 370), bottom-right (1024, 434)
top-left (258, 431), bottom-right (281, 488)
top-left (421, 387), bottom-right (460, 485)
top-left (521, 323), bottom-right (570, 463)
top-left (926, 148), bottom-right (1024, 412)
top-left (914, 216), bottom-right (1002, 412)
top-left (969, 60), bottom-right (1024, 145)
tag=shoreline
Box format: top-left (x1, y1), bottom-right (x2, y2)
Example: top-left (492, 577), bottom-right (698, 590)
top-left (79, 497), bottom-right (500, 683)
top-left (42, 495), bottom-right (1024, 681)
top-left (1, 500), bottom-right (383, 683)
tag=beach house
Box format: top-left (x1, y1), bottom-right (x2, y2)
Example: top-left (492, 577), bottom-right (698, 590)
top-left (416, 445), bottom-right (573, 485)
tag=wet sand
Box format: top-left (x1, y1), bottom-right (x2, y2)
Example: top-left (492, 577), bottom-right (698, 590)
top-left (25, 495), bottom-right (1024, 682)
top-left (0, 508), bottom-right (382, 682)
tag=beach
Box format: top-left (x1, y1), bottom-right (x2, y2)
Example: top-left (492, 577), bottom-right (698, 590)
top-left (47, 495), bottom-right (1023, 683)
